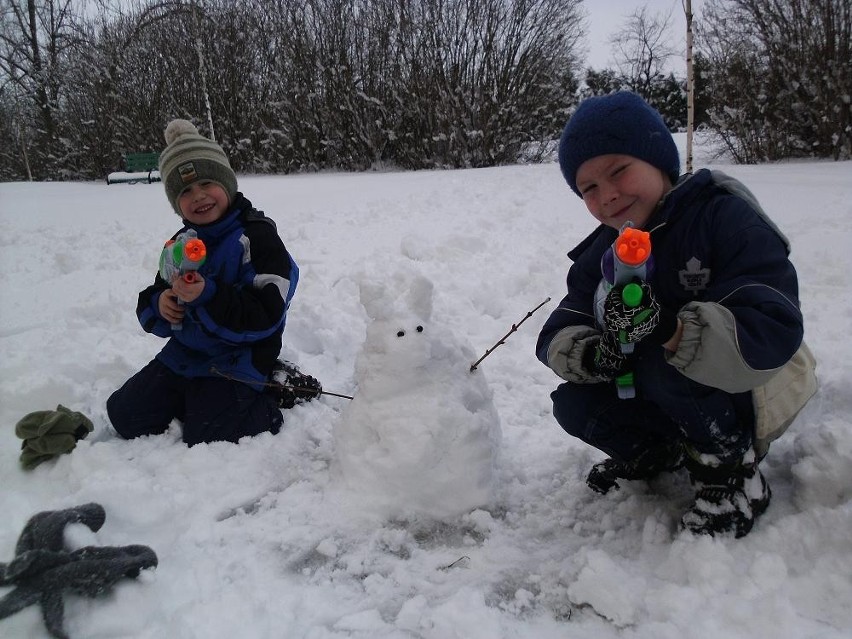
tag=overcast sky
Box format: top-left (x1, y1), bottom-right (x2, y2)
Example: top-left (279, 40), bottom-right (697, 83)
top-left (582, 0), bottom-right (704, 73)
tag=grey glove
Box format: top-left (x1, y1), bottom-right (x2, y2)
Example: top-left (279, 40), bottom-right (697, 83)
top-left (0, 503), bottom-right (157, 639)
top-left (546, 325), bottom-right (613, 383)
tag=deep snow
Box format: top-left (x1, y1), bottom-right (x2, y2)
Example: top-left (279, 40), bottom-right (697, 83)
top-left (1, 135), bottom-right (851, 638)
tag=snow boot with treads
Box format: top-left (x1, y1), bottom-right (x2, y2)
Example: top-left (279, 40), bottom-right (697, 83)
top-left (587, 440), bottom-right (684, 495)
top-left (680, 447), bottom-right (771, 538)
top-left (271, 360), bottom-right (322, 409)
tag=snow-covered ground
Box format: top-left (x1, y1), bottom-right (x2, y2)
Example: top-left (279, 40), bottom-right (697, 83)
top-left (1, 135), bottom-right (851, 638)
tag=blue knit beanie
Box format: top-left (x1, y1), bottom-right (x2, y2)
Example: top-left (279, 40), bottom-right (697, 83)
top-left (558, 92), bottom-right (680, 198)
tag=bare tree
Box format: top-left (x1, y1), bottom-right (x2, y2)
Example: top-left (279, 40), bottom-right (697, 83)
top-left (0, 82), bottom-right (32, 178)
top-left (684, 0), bottom-right (694, 172)
top-left (0, 0), bottom-right (88, 177)
top-left (609, 4), bottom-right (678, 98)
top-left (699, 0), bottom-right (851, 162)
top-left (0, 0), bottom-right (588, 179)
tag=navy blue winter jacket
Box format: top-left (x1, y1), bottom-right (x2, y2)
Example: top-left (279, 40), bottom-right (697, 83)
top-left (137, 193), bottom-right (298, 390)
top-left (536, 169), bottom-right (804, 392)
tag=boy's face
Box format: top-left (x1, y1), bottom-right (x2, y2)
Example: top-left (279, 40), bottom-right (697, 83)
top-left (575, 154), bottom-right (672, 230)
top-left (178, 181), bottom-right (230, 225)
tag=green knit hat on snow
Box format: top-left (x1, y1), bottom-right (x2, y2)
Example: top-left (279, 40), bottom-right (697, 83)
top-left (15, 404), bottom-right (93, 469)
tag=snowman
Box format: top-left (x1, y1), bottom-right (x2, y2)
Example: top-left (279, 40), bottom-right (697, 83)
top-left (333, 261), bottom-right (501, 520)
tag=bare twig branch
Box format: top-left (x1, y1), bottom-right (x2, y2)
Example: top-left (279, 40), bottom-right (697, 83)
top-left (470, 297), bottom-right (551, 373)
top-left (210, 366), bottom-right (353, 400)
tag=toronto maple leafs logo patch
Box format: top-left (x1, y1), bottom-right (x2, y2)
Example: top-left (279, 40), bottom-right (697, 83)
top-left (679, 257), bottom-right (710, 294)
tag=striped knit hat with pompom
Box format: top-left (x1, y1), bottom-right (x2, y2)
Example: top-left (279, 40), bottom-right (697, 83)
top-left (158, 119), bottom-right (237, 215)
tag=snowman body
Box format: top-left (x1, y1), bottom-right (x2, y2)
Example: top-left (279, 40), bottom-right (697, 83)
top-left (333, 266), bottom-right (501, 519)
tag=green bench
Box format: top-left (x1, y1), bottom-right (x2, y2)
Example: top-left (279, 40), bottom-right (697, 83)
top-left (106, 152), bottom-right (162, 184)
top-left (124, 152), bottom-right (160, 172)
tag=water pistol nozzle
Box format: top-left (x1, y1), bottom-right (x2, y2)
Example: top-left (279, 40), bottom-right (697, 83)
top-left (614, 227), bottom-right (651, 267)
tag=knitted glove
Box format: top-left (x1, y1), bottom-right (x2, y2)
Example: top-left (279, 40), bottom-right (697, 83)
top-left (0, 503), bottom-right (157, 639)
top-left (581, 329), bottom-right (630, 379)
top-left (14, 503), bottom-right (106, 557)
top-left (15, 405), bottom-right (94, 469)
top-left (603, 281), bottom-right (678, 347)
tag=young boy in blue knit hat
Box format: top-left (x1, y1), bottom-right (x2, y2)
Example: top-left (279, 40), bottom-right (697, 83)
top-left (536, 92), bottom-right (816, 537)
top-left (107, 120), bottom-right (319, 446)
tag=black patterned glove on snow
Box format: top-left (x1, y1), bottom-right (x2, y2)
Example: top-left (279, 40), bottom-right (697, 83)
top-left (603, 280), bottom-right (678, 347)
top-left (582, 329), bottom-right (630, 379)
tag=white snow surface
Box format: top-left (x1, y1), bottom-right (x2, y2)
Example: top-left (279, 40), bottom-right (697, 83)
top-left (1, 135), bottom-right (851, 638)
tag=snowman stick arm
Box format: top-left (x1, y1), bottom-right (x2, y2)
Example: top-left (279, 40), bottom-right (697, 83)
top-left (469, 297), bottom-right (552, 372)
top-left (209, 367), bottom-right (354, 400)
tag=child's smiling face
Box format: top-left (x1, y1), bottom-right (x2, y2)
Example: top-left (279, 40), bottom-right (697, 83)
top-left (178, 181), bottom-right (230, 225)
top-left (576, 154), bottom-right (672, 230)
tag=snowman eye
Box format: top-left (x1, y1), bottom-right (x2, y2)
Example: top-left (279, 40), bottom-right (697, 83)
top-left (416, 326), bottom-right (423, 332)
top-left (397, 330), bottom-right (405, 337)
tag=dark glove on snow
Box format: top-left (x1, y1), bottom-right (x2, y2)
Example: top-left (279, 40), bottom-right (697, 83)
top-left (603, 280), bottom-right (678, 348)
top-left (582, 329), bottom-right (630, 379)
top-left (0, 503), bottom-right (157, 639)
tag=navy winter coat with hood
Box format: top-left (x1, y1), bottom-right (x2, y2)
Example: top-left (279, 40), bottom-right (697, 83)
top-left (537, 169), bottom-right (817, 451)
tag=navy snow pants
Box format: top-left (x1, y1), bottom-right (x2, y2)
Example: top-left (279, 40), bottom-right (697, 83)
top-left (107, 359), bottom-right (283, 446)
top-left (550, 344), bottom-right (755, 464)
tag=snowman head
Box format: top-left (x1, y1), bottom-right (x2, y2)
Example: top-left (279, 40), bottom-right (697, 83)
top-left (359, 265), bottom-right (434, 325)
top-left (354, 264), bottom-right (440, 378)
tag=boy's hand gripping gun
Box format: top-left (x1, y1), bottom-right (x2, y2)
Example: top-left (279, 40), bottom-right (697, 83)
top-left (159, 229), bottom-right (207, 330)
top-left (601, 222), bottom-right (653, 399)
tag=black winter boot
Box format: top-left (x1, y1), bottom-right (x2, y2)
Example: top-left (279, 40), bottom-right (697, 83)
top-left (271, 360), bottom-right (322, 409)
top-left (681, 448), bottom-right (771, 538)
top-left (587, 441), bottom-right (684, 495)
